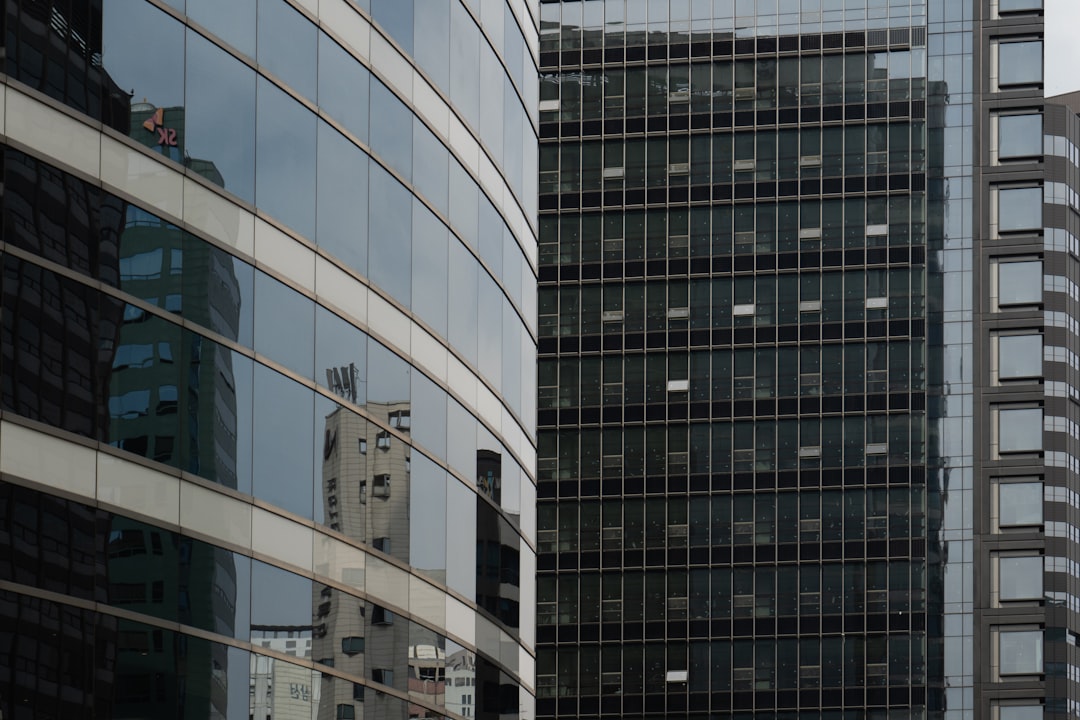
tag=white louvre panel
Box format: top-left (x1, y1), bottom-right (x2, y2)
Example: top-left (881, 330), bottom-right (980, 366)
top-left (666, 670), bottom-right (689, 683)
top-left (799, 155), bottom-right (821, 166)
top-left (668, 90), bottom-right (690, 102)
top-left (733, 304), bottom-right (756, 316)
top-left (667, 379), bottom-right (690, 392)
top-left (799, 300), bottom-right (822, 312)
top-left (734, 158), bottom-right (756, 171)
top-left (667, 307), bottom-right (690, 319)
top-left (602, 310), bottom-right (624, 322)
top-left (799, 227), bottom-right (822, 239)
top-left (668, 162), bottom-right (690, 174)
top-left (538, 98), bottom-right (560, 112)
top-left (865, 297), bottom-right (889, 309)
top-left (799, 446), bottom-right (821, 458)
top-left (867, 224), bottom-right (889, 236)
top-left (603, 166), bottom-right (625, 179)
top-left (734, 86), bottom-right (756, 99)
top-left (866, 442), bottom-right (889, 455)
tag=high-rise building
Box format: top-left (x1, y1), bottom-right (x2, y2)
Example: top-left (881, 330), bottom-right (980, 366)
top-left (537, 1), bottom-right (1075, 718)
top-left (0, 1), bottom-right (539, 719)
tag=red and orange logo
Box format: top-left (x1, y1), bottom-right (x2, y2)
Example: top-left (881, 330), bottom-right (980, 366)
top-left (142, 108), bottom-right (177, 147)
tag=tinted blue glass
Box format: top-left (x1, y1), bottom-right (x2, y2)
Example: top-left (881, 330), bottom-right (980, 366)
top-left (410, 453), bottom-right (447, 575)
top-left (369, 80), bottom-right (413, 182)
top-left (102, 1), bottom-right (184, 129)
top-left (368, 165), bottom-right (412, 307)
top-left (448, 239), bottom-right (479, 366)
top-left (411, 202), bottom-right (450, 336)
top-left (412, 119), bottom-right (449, 215)
top-left (185, 31), bottom-right (257, 203)
top-left (318, 34), bottom-right (369, 143)
top-left (504, 4), bottom-right (526, 92)
top-left (450, 0), bottom-right (481, 130)
top-left (502, 77), bottom-right (525, 207)
top-left (410, 371), bottom-right (447, 458)
top-left (478, 199), bottom-right (503, 279)
top-left (250, 559), bottom-right (314, 632)
top-left (502, 303), bottom-right (523, 417)
top-left (314, 305), bottom-right (367, 398)
top-left (478, 273), bottom-right (503, 389)
top-left (316, 123), bottom-right (369, 275)
top-left (257, 0), bottom-right (317, 100)
top-left (446, 398), bottom-right (476, 478)
top-left (187, 0), bottom-right (257, 57)
top-left (254, 271), bottom-right (315, 378)
top-left (252, 365), bottom-right (314, 518)
top-left (445, 476), bottom-right (477, 597)
top-left (372, 0), bottom-right (414, 54)
top-left (413, 0), bottom-right (451, 91)
top-left (181, 233), bottom-right (255, 347)
top-left (366, 340), bottom-right (410, 405)
top-left (449, 161), bottom-right (479, 249)
top-left (478, 44), bottom-right (505, 165)
top-left (256, 79), bottom-right (317, 239)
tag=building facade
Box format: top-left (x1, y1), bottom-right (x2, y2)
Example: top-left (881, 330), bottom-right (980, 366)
top-left (537, 0), bottom-right (1077, 718)
top-left (0, 1), bottom-right (539, 719)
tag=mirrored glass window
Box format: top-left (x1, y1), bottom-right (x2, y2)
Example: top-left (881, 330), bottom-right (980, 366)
top-left (410, 452), bottom-right (448, 576)
top-left (998, 41), bottom-right (1043, 86)
top-left (1000, 706), bottom-right (1044, 720)
top-left (998, 261), bottom-right (1042, 306)
top-left (998, 114), bottom-right (1042, 159)
top-left (998, 187), bottom-right (1042, 232)
top-left (999, 481), bottom-right (1043, 527)
top-left (368, 165), bottom-right (413, 306)
top-left (252, 365), bottom-right (315, 518)
top-left (998, 407), bottom-right (1043, 453)
top-left (999, 556), bottom-right (1043, 601)
top-left (317, 34), bottom-right (369, 142)
top-left (412, 202), bottom-right (450, 337)
top-left (185, 31), bottom-right (257, 203)
top-left (999, 0), bottom-right (1043, 11)
top-left (999, 630), bottom-right (1042, 675)
top-left (256, 78), bottom-right (317, 239)
top-left (316, 123), bottom-right (369, 276)
top-left (254, 271), bottom-right (314, 378)
top-left (998, 334), bottom-right (1042, 379)
top-left (187, 0), bottom-right (257, 57)
top-left (257, 0), bottom-right (317, 99)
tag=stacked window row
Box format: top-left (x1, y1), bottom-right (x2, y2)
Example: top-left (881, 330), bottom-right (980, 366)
top-left (2, 255), bottom-right (539, 623)
top-left (541, 197), bottom-right (926, 263)
top-left (540, 50), bottom-right (926, 120)
top-left (538, 415), bottom-right (925, 478)
top-left (538, 1), bottom-right (930, 52)
top-left (3, 147), bottom-right (535, 466)
top-left (541, 342), bottom-right (924, 408)
top-left (0, 481), bottom-right (522, 716)
top-left (538, 634), bottom-right (928, 698)
top-left (97, 1), bottom-right (536, 338)
top-left (540, 488), bottom-right (927, 554)
top-left (541, 271), bottom-right (925, 337)
top-left (542, 123), bottom-right (926, 195)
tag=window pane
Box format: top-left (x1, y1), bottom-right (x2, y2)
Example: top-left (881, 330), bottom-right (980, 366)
top-left (999, 41), bottom-right (1043, 86)
top-left (999, 408), bottom-right (1042, 453)
top-left (999, 334), bottom-right (1042, 379)
top-left (999, 0), bottom-right (1042, 11)
top-left (185, 31), bottom-right (257, 203)
top-left (998, 261), bottom-right (1041, 305)
top-left (999, 556), bottom-right (1043, 601)
top-left (999, 115), bottom-right (1042, 158)
top-left (257, 0), bottom-right (317, 100)
top-left (318, 34), bottom-right (369, 143)
top-left (1000, 706), bottom-right (1043, 720)
top-left (998, 187), bottom-right (1042, 231)
top-left (999, 630), bottom-right (1042, 675)
top-left (187, 0), bottom-right (257, 57)
top-left (256, 79), bottom-right (317, 239)
top-left (999, 482), bottom-right (1043, 527)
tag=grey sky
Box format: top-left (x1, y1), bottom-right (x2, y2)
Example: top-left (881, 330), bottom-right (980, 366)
top-left (1046, 0), bottom-right (1080, 96)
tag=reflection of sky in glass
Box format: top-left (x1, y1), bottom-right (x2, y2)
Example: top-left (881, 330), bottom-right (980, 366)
top-left (102, 1), bottom-right (184, 109)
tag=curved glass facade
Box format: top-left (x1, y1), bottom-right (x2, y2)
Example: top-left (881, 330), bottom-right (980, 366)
top-left (0, 1), bottom-right (538, 719)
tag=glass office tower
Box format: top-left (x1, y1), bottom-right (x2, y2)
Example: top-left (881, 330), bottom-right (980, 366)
top-left (0, 1), bottom-right (539, 718)
top-left (537, 1), bottom-right (1077, 718)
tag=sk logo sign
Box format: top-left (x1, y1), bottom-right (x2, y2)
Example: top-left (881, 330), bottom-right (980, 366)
top-left (142, 108), bottom-right (178, 147)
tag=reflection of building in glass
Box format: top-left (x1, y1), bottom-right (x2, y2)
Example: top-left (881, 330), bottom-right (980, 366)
top-left (537, 2), bottom-right (1069, 720)
top-left (0, 1), bottom-right (536, 719)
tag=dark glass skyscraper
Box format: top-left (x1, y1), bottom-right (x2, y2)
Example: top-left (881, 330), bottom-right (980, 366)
top-left (537, 1), bottom-right (1073, 718)
top-left (0, 1), bottom-right (539, 719)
